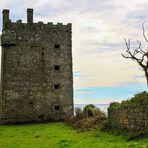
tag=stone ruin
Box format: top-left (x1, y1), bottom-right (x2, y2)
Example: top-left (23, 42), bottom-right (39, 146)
top-left (0, 8), bottom-right (73, 124)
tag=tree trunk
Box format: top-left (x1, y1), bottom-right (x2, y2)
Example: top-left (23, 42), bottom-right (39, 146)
top-left (145, 70), bottom-right (148, 88)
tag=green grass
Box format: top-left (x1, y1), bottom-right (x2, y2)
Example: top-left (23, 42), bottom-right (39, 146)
top-left (0, 122), bottom-right (148, 148)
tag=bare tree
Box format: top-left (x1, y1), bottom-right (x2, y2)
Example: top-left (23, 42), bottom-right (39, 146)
top-left (122, 23), bottom-right (148, 87)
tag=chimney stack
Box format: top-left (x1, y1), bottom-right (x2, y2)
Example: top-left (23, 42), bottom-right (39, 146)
top-left (2, 9), bottom-right (9, 29)
top-left (27, 8), bottom-right (33, 24)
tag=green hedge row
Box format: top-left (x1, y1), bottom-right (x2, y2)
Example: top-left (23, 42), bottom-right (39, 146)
top-left (108, 91), bottom-right (148, 111)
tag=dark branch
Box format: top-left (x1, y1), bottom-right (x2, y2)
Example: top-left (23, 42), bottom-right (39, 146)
top-left (123, 39), bottom-right (146, 68)
top-left (136, 40), bottom-right (146, 54)
top-left (122, 23), bottom-right (148, 87)
top-left (142, 22), bottom-right (148, 43)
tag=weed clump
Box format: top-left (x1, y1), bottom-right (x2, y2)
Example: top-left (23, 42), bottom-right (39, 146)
top-left (66, 104), bottom-right (107, 130)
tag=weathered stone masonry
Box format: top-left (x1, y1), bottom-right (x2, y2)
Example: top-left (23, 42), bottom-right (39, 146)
top-left (0, 9), bottom-right (73, 124)
top-left (108, 101), bottom-right (148, 134)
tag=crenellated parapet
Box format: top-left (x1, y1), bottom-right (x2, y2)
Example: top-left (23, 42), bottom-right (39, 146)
top-left (1, 8), bottom-right (72, 47)
top-left (6, 21), bottom-right (72, 31)
top-left (2, 8), bottom-right (71, 31)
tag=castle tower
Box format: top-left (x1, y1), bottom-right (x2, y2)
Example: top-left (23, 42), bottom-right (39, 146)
top-left (0, 9), bottom-right (73, 124)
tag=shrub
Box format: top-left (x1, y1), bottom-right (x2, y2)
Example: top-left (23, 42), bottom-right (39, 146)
top-left (108, 91), bottom-right (148, 111)
top-left (94, 108), bottom-right (106, 117)
top-left (65, 115), bottom-right (78, 125)
top-left (130, 91), bottom-right (148, 107)
top-left (83, 104), bottom-right (96, 117)
top-left (108, 102), bottom-right (120, 111)
top-left (65, 107), bottom-right (84, 125)
top-left (66, 104), bottom-right (107, 130)
top-left (75, 107), bottom-right (84, 119)
top-left (71, 114), bottom-right (107, 130)
top-left (73, 118), bottom-right (92, 129)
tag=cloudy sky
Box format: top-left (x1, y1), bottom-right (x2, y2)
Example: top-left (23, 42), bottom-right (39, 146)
top-left (0, 0), bottom-right (147, 104)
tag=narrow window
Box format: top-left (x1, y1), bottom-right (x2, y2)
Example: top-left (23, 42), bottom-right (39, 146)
top-left (29, 101), bottom-right (33, 105)
top-left (38, 115), bottom-right (44, 122)
top-left (54, 105), bottom-right (60, 111)
top-left (54, 84), bottom-right (60, 89)
top-left (17, 60), bottom-right (20, 66)
top-left (54, 65), bottom-right (60, 70)
top-left (54, 44), bottom-right (60, 49)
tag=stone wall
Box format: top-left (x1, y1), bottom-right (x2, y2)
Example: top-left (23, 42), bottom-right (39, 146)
top-left (108, 92), bottom-right (148, 134)
top-left (0, 9), bottom-right (73, 124)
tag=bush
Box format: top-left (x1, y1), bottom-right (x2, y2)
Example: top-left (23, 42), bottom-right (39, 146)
top-left (66, 104), bottom-right (107, 130)
top-left (83, 104), bottom-right (96, 117)
top-left (73, 118), bottom-right (92, 129)
top-left (94, 108), bottom-right (106, 116)
top-left (71, 114), bottom-right (107, 130)
top-left (75, 107), bottom-right (84, 119)
top-left (108, 102), bottom-right (120, 111)
top-left (130, 91), bottom-right (148, 107)
top-left (65, 107), bottom-right (84, 125)
top-left (108, 91), bottom-right (148, 111)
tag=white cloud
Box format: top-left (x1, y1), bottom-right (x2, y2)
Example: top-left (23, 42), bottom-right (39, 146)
top-left (73, 49), bottom-right (146, 89)
top-left (74, 97), bottom-right (123, 104)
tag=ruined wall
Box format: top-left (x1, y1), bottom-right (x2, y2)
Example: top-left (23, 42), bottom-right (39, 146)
top-left (108, 92), bottom-right (148, 134)
top-left (0, 9), bottom-right (73, 124)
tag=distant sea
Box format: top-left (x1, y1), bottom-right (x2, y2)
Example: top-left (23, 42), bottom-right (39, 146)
top-left (74, 104), bottom-right (109, 114)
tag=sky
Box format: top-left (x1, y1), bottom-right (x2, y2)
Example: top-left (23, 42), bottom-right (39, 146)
top-left (0, 0), bottom-right (148, 104)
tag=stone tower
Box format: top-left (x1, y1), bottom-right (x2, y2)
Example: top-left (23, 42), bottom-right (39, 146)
top-left (0, 9), bottom-right (73, 124)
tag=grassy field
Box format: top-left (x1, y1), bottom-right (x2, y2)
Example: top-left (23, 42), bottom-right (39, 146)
top-left (0, 122), bottom-right (148, 148)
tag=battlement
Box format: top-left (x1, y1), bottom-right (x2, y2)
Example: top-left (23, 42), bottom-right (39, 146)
top-left (2, 8), bottom-right (72, 46)
top-left (2, 8), bottom-right (72, 31)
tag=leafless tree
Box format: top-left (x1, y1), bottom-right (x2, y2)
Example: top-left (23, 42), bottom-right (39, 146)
top-left (122, 23), bottom-right (148, 88)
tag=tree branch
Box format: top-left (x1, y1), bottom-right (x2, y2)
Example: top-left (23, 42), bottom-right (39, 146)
top-left (142, 22), bottom-right (148, 43)
top-left (122, 23), bottom-right (148, 87)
